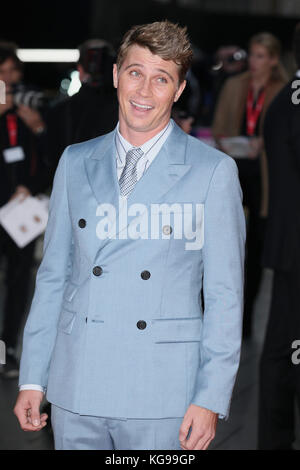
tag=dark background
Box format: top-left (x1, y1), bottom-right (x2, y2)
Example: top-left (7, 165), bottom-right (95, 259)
top-left (1, 0), bottom-right (300, 90)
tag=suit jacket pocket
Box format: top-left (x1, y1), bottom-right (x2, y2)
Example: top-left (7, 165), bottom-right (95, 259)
top-left (152, 316), bottom-right (202, 343)
top-left (57, 309), bottom-right (76, 334)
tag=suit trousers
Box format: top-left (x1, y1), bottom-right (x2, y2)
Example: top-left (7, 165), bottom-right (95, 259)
top-left (0, 226), bottom-right (36, 350)
top-left (51, 404), bottom-right (184, 450)
top-left (258, 249), bottom-right (300, 449)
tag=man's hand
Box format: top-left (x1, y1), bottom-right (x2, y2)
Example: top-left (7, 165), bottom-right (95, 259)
top-left (14, 390), bottom-right (48, 432)
top-left (16, 105), bottom-right (45, 134)
top-left (179, 404), bottom-right (218, 450)
top-left (9, 185), bottom-right (31, 202)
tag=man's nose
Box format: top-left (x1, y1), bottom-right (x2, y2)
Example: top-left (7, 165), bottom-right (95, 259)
top-left (137, 77), bottom-right (152, 97)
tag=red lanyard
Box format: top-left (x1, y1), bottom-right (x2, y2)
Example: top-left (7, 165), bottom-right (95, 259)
top-left (246, 86), bottom-right (266, 136)
top-left (6, 113), bottom-right (18, 147)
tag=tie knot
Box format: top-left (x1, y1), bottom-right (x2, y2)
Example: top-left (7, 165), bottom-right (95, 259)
top-left (125, 147), bottom-right (144, 165)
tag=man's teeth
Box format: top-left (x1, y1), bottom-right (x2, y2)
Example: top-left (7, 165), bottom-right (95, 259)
top-left (131, 101), bottom-right (153, 109)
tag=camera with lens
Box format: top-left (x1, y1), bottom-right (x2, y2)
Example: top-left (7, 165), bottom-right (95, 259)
top-left (225, 49), bottom-right (247, 64)
top-left (10, 83), bottom-right (47, 110)
top-left (212, 49), bottom-right (247, 73)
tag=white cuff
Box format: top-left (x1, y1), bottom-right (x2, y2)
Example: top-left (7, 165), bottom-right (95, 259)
top-left (19, 384), bottom-right (45, 393)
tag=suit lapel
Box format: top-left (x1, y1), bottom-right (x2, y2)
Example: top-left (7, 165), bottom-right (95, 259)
top-left (84, 130), bottom-right (120, 231)
top-left (115, 123), bottom-right (191, 238)
top-left (84, 123), bottom-right (191, 249)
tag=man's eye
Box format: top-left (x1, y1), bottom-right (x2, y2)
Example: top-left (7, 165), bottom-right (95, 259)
top-left (130, 70), bottom-right (140, 77)
top-left (157, 77), bottom-right (167, 83)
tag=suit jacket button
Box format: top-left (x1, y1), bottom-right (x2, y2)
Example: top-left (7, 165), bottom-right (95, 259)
top-left (93, 266), bottom-right (103, 276)
top-left (162, 225), bottom-right (172, 235)
top-left (141, 270), bottom-right (151, 280)
top-left (137, 320), bottom-right (147, 330)
top-left (78, 218), bottom-right (86, 228)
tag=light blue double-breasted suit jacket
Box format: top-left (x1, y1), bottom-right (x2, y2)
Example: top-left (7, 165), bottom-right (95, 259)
top-left (19, 122), bottom-right (245, 419)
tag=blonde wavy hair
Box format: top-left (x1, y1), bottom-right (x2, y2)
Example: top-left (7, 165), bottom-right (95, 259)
top-left (249, 32), bottom-right (288, 82)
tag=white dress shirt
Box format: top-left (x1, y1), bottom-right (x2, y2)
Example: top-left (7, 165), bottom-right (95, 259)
top-left (19, 119), bottom-right (173, 394)
top-left (115, 119), bottom-right (173, 183)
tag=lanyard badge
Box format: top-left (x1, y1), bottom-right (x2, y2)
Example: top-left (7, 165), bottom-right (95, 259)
top-left (246, 87), bottom-right (266, 136)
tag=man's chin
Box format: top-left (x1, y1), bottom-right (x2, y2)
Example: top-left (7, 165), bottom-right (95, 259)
top-left (125, 117), bottom-right (156, 133)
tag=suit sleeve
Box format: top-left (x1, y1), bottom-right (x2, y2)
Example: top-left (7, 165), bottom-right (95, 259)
top-left (19, 146), bottom-right (73, 388)
top-left (190, 155), bottom-right (246, 419)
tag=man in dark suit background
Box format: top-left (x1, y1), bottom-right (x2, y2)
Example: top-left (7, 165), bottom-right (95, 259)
top-left (258, 24), bottom-right (300, 450)
top-left (46, 39), bottom-right (118, 176)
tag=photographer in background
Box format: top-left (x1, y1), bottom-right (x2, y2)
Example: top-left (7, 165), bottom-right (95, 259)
top-left (46, 39), bottom-right (118, 175)
top-left (212, 46), bottom-right (248, 102)
top-left (0, 43), bottom-right (51, 378)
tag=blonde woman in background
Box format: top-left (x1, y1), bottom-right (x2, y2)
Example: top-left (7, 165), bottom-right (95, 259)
top-left (212, 32), bottom-right (287, 339)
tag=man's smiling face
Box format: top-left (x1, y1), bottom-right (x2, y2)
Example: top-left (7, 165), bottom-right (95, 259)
top-left (113, 44), bottom-right (186, 142)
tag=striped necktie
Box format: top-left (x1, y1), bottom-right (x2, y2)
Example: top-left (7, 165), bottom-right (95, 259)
top-left (119, 147), bottom-right (144, 197)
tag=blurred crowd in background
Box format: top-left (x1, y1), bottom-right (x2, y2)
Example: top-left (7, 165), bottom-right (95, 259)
top-left (0, 16), bottom-right (300, 450)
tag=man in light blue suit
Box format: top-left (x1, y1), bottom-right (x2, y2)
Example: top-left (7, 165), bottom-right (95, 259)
top-left (14, 21), bottom-right (246, 450)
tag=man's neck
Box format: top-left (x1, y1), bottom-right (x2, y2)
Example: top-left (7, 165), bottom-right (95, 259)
top-left (118, 120), bottom-right (170, 147)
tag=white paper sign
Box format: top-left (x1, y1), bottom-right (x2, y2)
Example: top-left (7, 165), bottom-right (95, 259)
top-left (220, 136), bottom-right (251, 158)
top-left (3, 146), bottom-right (25, 163)
top-left (0, 195), bottom-right (49, 248)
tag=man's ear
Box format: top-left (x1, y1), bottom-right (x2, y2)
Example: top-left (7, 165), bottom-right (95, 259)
top-left (174, 80), bottom-right (186, 103)
top-left (113, 64), bottom-right (118, 89)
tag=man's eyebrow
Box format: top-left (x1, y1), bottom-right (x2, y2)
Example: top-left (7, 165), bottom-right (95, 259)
top-left (124, 63), bottom-right (144, 71)
top-left (124, 63), bottom-right (175, 82)
top-left (156, 68), bottom-right (175, 82)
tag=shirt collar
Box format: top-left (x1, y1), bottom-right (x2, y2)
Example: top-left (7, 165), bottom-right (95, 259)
top-left (115, 120), bottom-right (173, 165)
